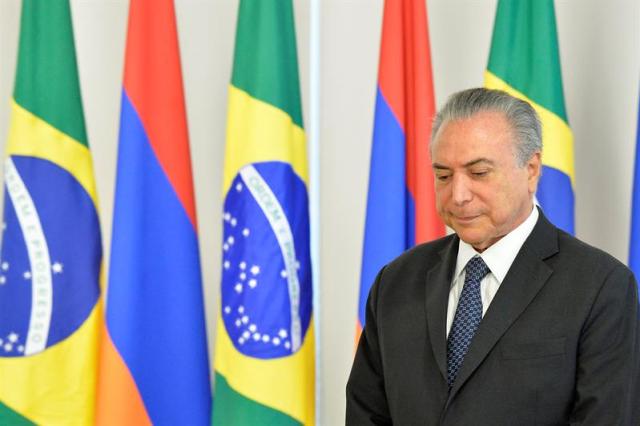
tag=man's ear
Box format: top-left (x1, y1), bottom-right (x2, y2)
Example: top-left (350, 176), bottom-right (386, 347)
top-left (527, 152), bottom-right (542, 193)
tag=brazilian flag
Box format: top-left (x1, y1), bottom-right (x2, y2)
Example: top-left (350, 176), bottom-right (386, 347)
top-left (0, 1), bottom-right (102, 424)
top-left (212, 0), bottom-right (314, 424)
top-left (486, 0), bottom-right (575, 234)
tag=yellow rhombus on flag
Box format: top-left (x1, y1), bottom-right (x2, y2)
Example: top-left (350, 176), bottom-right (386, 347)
top-left (0, 1), bottom-right (103, 425)
top-left (212, 0), bottom-right (315, 425)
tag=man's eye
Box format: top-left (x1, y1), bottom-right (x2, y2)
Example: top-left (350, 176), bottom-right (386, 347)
top-left (436, 174), bottom-right (450, 181)
top-left (471, 170), bottom-right (488, 177)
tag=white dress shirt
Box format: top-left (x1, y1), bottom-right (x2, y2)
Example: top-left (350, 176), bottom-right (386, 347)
top-left (446, 206), bottom-right (539, 338)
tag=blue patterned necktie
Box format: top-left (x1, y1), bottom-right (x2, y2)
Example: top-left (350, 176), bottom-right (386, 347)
top-left (446, 255), bottom-right (490, 388)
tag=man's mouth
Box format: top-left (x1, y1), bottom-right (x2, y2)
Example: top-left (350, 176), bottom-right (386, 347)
top-left (452, 214), bottom-right (480, 224)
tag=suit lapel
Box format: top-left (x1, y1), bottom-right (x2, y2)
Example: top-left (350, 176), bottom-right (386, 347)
top-left (425, 236), bottom-right (459, 382)
top-left (446, 211), bottom-right (559, 405)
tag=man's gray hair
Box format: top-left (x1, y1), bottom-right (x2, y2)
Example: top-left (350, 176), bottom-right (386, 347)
top-left (431, 88), bottom-right (542, 166)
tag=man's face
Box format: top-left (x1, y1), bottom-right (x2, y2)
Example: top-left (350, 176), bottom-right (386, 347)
top-left (431, 111), bottom-right (541, 252)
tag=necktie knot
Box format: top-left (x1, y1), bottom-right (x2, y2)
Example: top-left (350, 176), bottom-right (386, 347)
top-left (465, 255), bottom-right (489, 282)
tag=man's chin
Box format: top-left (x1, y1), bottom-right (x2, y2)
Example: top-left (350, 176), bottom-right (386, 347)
top-left (454, 230), bottom-right (490, 250)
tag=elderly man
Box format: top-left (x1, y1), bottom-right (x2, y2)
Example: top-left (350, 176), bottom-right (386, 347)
top-left (347, 88), bottom-right (640, 425)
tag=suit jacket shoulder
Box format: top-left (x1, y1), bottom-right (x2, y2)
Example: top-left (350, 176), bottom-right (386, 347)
top-left (375, 233), bottom-right (458, 295)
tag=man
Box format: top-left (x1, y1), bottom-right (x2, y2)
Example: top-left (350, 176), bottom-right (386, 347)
top-left (347, 88), bottom-right (640, 425)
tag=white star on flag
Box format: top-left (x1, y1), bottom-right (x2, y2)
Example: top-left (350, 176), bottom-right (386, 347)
top-left (52, 262), bottom-right (64, 274)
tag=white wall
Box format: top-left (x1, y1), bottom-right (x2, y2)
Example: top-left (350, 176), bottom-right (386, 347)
top-left (1, 1), bottom-right (639, 424)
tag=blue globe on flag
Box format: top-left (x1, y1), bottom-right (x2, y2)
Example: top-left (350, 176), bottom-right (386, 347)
top-left (0, 156), bottom-right (101, 357)
top-left (221, 161), bottom-right (312, 360)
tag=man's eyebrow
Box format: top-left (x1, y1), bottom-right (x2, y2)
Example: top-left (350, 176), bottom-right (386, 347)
top-left (464, 158), bottom-right (494, 167)
top-left (432, 158), bottom-right (495, 170)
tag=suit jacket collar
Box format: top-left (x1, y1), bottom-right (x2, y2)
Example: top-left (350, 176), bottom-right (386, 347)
top-left (425, 235), bottom-right (460, 383)
top-left (424, 209), bottom-right (559, 407)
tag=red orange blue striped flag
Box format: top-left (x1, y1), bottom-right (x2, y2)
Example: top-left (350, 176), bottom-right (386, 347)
top-left (357, 0), bottom-right (445, 339)
top-left (96, 0), bottom-right (211, 424)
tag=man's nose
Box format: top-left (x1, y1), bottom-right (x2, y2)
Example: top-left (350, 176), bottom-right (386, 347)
top-left (451, 174), bottom-right (472, 205)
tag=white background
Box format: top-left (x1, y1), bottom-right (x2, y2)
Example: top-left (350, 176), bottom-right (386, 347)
top-left (1, 1), bottom-right (639, 424)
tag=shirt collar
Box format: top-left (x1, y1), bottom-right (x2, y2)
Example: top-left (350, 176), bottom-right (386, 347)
top-left (454, 206), bottom-right (539, 283)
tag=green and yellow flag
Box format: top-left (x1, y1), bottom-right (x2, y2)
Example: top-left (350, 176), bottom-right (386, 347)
top-left (485, 0), bottom-right (575, 234)
top-left (0, 1), bottom-right (102, 424)
top-left (212, 0), bottom-right (314, 424)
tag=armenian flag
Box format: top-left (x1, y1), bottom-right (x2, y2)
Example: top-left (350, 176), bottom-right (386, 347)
top-left (357, 0), bottom-right (444, 339)
top-left (96, 0), bottom-right (211, 424)
top-left (0, 1), bottom-right (102, 424)
top-left (486, 0), bottom-right (575, 234)
top-left (212, 0), bottom-right (314, 424)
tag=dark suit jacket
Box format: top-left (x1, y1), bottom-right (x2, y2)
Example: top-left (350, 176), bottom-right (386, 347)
top-left (347, 212), bottom-right (640, 425)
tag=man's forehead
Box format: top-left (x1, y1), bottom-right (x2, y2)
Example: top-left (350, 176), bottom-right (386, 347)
top-left (436, 111), bottom-right (512, 139)
top-left (432, 113), bottom-right (515, 154)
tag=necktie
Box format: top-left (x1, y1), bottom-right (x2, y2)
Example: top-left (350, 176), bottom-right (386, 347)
top-left (446, 255), bottom-right (490, 388)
